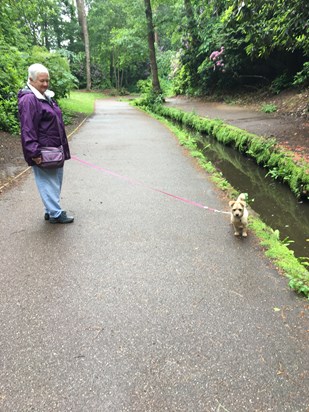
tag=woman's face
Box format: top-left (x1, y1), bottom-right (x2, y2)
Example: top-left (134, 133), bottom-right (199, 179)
top-left (30, 72), bottom-right (49, 95)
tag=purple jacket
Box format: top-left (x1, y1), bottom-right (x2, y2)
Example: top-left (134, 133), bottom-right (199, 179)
top-left (18, 87), bottom-right (71, 166)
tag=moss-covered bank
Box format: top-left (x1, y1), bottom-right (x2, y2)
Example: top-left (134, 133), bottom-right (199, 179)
top-left (141, 103), bottom-right (309, 200)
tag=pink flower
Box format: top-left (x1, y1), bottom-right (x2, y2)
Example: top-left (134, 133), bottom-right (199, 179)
top-left (210, 47), bottom-right (225, 71)
top-left (210, 51), bottom-right (219, 60)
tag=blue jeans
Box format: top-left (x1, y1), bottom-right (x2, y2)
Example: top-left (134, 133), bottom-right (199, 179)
top-left (32, 166), bottom-right (64, 218)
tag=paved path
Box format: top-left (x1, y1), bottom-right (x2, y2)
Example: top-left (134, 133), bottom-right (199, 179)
top-left (0, 100), bottom-right (308, 411)
top-left (166, 97), bottom-right (309, 160)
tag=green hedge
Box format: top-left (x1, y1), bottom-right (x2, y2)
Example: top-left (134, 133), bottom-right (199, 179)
top-left (148, 104), bottom-right (309, 200)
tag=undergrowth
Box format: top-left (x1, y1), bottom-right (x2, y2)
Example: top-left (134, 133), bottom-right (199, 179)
top-left (261, 103), bottom-right (277, 113)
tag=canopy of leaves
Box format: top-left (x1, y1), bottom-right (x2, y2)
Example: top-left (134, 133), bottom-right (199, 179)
top-left (0, 0), bottom-right (308, 127)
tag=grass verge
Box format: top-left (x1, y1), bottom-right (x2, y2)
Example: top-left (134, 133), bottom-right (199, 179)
top-left (134, 104), bottom-right (309, 299)
top-left (58, 90), bottom-right (106, 115)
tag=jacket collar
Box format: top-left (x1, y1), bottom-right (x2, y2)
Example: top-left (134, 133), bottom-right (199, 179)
top-left (27, 83), bottom-right (47, 100)
top-left (26, 83), bottom-right (55, 101)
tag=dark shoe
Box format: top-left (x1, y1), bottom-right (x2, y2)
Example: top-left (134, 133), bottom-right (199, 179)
top-left (50, 211), bottom-right (74, 224)
top-left (45, 211), bottom-right (66, 221)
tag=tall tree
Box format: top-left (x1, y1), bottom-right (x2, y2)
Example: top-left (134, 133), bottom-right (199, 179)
top-left (75, 0), bottom-right (91, 89)
top-left (2, 0), bottom-right (80, 51)
top-left (144, 0), bottom-right (161, 93)
top-left (87, 0), bottom-right (148, 90)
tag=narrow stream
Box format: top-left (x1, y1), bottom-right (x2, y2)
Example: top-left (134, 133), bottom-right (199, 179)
top-left (194, 131), bottom-right (309, 261)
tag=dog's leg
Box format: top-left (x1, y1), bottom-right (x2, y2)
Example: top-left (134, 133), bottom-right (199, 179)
top-left (242, 222), bottom-right (248, 237)
top-left (233, 224), bottom-right (240, 236)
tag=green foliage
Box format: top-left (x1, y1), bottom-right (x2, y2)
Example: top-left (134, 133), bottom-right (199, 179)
top-left (30, 47), bottom-right (78, 99)
top-left (172, 64), bottom-right (194, 96)
top-left (260, 104), bottom-right (278, 113)
top-left (250, 219), bottom-right (309, 297)
top-left (157, 49), bottom-right (175, 79)
top-left (0, 39), bottom-right (27, 133)
top-left (0, 98), bottom-right (20, 134)
top-left (88, 0), bottom-right (148, 90)
top-left (293, 62), bottom-right (309, 87)
top-left (67, 52), bottom-right (107, 90)
top-left (166, 0), bottom-right (308, 96)
top-left (0, 42), bottom-right (26, 94)
top-left (0, 2), bottom-right (29, 49)
top-left (229, 0), bottom-right (309, 57)
top-left (134, 79), bottom-right (165, 106)
top-left (1, 0), bottom-right (307, 99)
top-left (1, 0), bottom-right (308, 130)
top-left (270, 73), bottom-right (293, 94)
top-left (2, 0), bottom-right (81, 53)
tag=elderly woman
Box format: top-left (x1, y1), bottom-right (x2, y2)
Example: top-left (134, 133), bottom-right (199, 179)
top-left (18, 63), bottom-right (74, 224)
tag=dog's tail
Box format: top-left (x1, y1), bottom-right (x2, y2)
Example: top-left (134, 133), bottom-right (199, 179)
top-left (238, 193), bottom-right (247, 202)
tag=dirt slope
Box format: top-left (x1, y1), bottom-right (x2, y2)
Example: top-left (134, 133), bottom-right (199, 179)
top-left (166, 89), bottom-right (309, 164)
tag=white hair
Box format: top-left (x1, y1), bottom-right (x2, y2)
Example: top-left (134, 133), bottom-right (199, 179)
top-left (28, 63), bottom-right (49, 81)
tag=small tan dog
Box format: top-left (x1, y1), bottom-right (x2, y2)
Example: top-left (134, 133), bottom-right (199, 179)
top-left (229, 193), bottom-right (249, 237)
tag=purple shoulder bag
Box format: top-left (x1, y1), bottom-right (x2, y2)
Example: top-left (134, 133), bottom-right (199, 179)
top-left (39, 146), bottom-right (64, 169)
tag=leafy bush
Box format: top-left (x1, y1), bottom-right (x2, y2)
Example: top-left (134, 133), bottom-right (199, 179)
top-left (261, 104), bottom-right (277, 113)
top-left (0, 99), bottom-right (20, 134)
top-left (293, 62), bottom-right (309, 87)
top-left (172, 64), bottom-right (194, 96)
top-left (0, 39), bottom-right (27, 133)
top-left (270, 73), bottom-right (292, 94)
top-left (30, 46), bottom-right (78, 99)
top-left (157, 49), bottom-right (175, 79)
top-left (134, 79), bottom-right (165, 106)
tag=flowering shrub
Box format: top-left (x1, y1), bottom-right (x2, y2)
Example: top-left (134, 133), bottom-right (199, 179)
top-left (209, 46), bottom-right (225, 71)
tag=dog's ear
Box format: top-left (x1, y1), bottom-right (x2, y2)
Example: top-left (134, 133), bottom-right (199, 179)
top-left (229, 201), bottom-right (235, 207)
top-left (239, 201), bottom-right (246, 207)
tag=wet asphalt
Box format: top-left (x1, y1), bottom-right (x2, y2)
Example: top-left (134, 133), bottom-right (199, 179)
top-left (0, 99), bottom-right (308, 412)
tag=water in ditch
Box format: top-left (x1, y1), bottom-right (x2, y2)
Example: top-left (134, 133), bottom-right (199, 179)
top-left (196, 132), bottom-right (309, 261)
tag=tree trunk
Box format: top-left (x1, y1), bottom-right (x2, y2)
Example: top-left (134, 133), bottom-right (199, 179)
top-left (144, 0), bottom-right (161, 94)
top-left (76, 0), bottom-right (91, 90)
top-left (184, 0), bottom-right (199, 49)
top-left (120, 70), bottom-right (124, 89)
top-left (43, 18), bottom-right (50, 50)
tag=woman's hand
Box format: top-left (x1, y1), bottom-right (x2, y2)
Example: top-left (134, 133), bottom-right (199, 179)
top-left (32, 156), bottom-right (42, 165)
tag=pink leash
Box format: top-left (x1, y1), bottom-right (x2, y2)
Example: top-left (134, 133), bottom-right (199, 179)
top-left (72, 155), bottom-right (230, 215)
